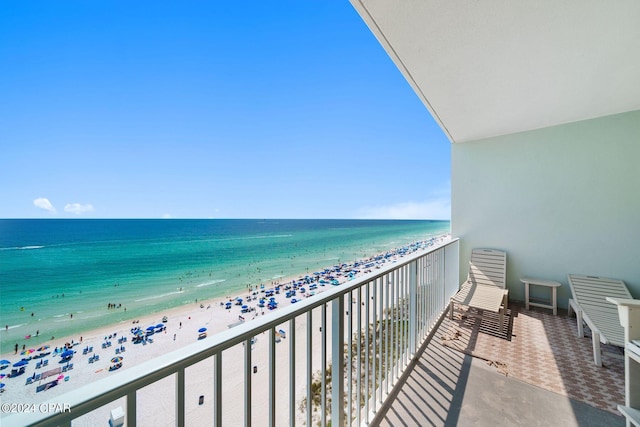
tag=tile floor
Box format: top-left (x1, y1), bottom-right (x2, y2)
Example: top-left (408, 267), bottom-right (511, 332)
top-left (443, 303), bottom-right (625, 414)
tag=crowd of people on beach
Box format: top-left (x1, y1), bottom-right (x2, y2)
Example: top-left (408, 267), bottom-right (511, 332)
top-left (0, 234), bottom-right (450, 405)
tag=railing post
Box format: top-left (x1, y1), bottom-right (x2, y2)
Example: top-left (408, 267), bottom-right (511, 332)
top-left (244, 337), bottom-right (252, 427)
top-left (289, 318), bottom-right (296, 427)
top-left (215, 353), bottom-right (222, 427)
top-left (409, 260), bottom-right (417, 354)
top-left (177, 367), bottom-right (185, 427)
top-left (127, 391), bottom-right (137, 427)
top-left (331, 296), bottom-right (345, 427)
top-left (269, 328), bottom-right (276, 427)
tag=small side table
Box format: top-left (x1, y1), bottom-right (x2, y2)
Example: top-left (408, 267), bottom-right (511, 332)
top-left (520, 277), bottom-right (562, 315)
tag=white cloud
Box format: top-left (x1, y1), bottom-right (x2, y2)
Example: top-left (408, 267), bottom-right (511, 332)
top-left (33, 197), bottom-right (57, 213)
top-left (64, 203), bottom-right (95, 215)
top-left (356, 198), bottom-right (451, 220)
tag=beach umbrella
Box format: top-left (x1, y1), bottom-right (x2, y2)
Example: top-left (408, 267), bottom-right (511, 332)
top-left (0, 374), bottom-right (6, 379)
top-left (146, 326), bottom-right (155, 331)
top-left (155, 324), bottom-right (164, 328)
top-left (0, 383), bottom-right (5, 389)
top-left (61, 350), bottom-right (74, 359)
top-left (21, 349), bottom-right (35, 355)
top-left (37, 345), bottom-right (50, 352)
top-left (198, 327), bottom-right (207, 333)
top-left (111, 356), bottom-right (123, 363)
top-left (0, 359), bottom-right (10, 365)
top-left (13, 360), bottom-right (28, 367)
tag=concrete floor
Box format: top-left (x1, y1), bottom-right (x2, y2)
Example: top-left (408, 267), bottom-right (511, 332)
top-left (372, 306), bottom-right (625, 427)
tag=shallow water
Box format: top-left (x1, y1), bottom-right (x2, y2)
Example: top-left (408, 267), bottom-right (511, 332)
top-left (0, 219), bottom-right (449, 349)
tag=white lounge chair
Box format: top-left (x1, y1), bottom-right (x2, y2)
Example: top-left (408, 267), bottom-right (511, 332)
top-left (568, 274), bottom-right (631, 366)
top-left (450, 248), bottom-right (508, 334)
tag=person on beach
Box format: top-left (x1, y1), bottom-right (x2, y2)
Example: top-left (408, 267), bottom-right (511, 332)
top-left (14, 343), bottom-right (18, 354)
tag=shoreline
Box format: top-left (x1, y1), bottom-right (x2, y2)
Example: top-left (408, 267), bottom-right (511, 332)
top-left (1, 227), bottom-right (449, 350)
top-left (0, 234), bottom-right (450, 424)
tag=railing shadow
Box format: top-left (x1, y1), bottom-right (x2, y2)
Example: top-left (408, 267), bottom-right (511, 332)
top-left (372, 303), bottom-right (626, 427)
top-left (371, 310), bottom-right (472, 426)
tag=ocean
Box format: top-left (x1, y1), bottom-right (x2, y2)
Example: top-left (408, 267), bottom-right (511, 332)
top-left (0, 219), bottom-right (449, 350)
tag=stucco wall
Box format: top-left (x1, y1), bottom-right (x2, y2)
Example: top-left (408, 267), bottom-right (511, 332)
top-left (451, 110), bottom-right (640, 307)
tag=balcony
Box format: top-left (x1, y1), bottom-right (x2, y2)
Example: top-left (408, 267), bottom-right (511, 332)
top-left (4, 238), bottom-right (627, 426)
top-left (375, 302), bottom-right (625, 426)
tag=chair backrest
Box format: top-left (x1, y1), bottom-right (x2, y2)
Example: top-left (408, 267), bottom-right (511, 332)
top-left (467, 248), bottom-right (507, 289)
top-left (568, 274), bottom-right (631, 309)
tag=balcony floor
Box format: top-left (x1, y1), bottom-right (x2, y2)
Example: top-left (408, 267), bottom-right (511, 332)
top-left (374, 303), bottom-right (626, 426)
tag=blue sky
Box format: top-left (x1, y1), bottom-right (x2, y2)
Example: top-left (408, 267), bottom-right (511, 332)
top-left (0, 2), bottom-right (450, 220)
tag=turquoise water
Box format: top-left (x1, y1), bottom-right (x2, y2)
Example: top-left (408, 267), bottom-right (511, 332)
top-left (0, 219), bottom-right (449, 350)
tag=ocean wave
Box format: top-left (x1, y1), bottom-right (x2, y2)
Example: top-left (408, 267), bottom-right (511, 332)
top-left (80, 313), bottom-right (107, 320)
top-left (196, 279), bottom-right (226, 288)
top-left (213, 234), bottom-right (293, 242)
top-left (0, 245), bottom-right (45, 251)
top-left (6, 323), bottom-right (26, 330)
top-left (134, 290), bottom-right (183, 302)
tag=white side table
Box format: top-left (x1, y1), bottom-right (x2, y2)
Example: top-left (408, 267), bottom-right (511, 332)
top-left (520, 277), bottom-right (562, 315)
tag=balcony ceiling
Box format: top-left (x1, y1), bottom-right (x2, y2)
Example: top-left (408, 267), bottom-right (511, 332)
top-left (351, 1), bottom-right (640, 143)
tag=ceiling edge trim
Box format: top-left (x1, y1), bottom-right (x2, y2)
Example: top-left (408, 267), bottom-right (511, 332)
top-left (350, 0), bottom-right (456, 144)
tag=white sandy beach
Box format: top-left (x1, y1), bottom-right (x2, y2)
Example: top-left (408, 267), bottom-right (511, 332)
top-left (0, 235), bottom-right (449, 426)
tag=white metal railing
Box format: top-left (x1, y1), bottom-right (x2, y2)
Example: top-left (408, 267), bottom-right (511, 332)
top-left (6, 239), bottom-right (459, 427)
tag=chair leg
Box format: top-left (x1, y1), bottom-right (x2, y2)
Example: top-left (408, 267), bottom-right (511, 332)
top-left (500, 294), bottom-right (508, 335)
top-left (568, 300), bottom-right (574, 317)
top-left (449, 301), bottom-right (454, 320)
top-left (568, 299), bottom-right (584, 337)
top-left (592, 330), bottom-right (602, 367)
top-left (576, 310), bottom-right (584, 338)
